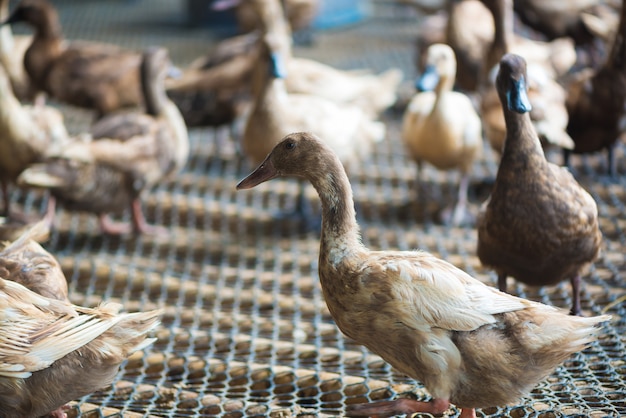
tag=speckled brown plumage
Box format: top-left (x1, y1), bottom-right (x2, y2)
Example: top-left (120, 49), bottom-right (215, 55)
top-left (477, 54), bottom-right (602, 316)
top-left (17, 47), bottom-right (188, 235)
top-left (0, 221), bottom-right (66, 301)
top-left (565, 0), bottom-right (626, 176)
top-left (5, 0), bottom-right (142, 117)
top-left (237, 132), bottom-right (609, 418)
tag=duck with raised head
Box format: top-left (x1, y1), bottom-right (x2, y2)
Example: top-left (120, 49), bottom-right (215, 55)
top-left (0, 0), bottom-right (34, 102)
top-left (242, 34), bottom-right (384, 222)
top-left (564, 0), bottom-right (626, 177)
top-left (18, 47), bottom-right (188, 235)
top-left (415, 0), bottom-right (494, 94)
top-left (403, 43), bottom-right (482, 226)
top-left (0, 54), bottom-right (69, 222)
top-left (250, 0), bottom-right (403, 118)
top-left (237, 131), bottom-right (609, 418)
top-left (0, 275), bottom-right (161, 418)
top-left (479, 0), bottom-right (576, 154)
top-left (3, 0), bottom-right (142, 117)
top-left (477, 54), bottom-right (602, 316)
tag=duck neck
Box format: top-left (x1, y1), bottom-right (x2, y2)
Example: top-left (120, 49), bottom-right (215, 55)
top-left (607, 0), bottom-right (626, 71)
top-left (34, 5), bottom-right (63, 40)
top-left (310, 154), bottom-right (363, 266)
top-left (500, 109), bottom-right (545, 166)
top-left (142, 65), bottom-right (166, 117)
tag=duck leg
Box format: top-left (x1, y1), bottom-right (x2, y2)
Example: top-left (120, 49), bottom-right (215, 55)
top-left (98, 213), bottom-right (133, 235)
top-left (440, 173), bottom-right (473, 226)
top-left (1, 180), bottom-right (9, 217)
top-left (345, 397), bottom-right (452, 417)
top-left (497, 273), bottom-right (508, 292)
top-left (129, 198), bottom-right (168, 236)
top-left (570, 275), bottom-right (582, 316)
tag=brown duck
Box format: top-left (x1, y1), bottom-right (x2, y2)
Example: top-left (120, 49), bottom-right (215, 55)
top-left (0, 220), bottom-right (66, 301)
top-left (477, 53), bottom-right (603, 316)
top-left (18, 47), bottom-right (188, 235)
top-left (564, 0), bottom-right (626, 177)
top-left (4, 0), bottom-right (142, 117)
top-left (237, 131), bottom-right (609, 418)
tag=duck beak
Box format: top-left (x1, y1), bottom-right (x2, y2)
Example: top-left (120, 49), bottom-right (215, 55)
top-left (506, 76), bottom-right (532, 114)
top-left (269, 52), bottom-right (287, 79)
top-left (236, 159), bottom-right (278, 190)
top-left (416, 65), bottom-right (439, 92)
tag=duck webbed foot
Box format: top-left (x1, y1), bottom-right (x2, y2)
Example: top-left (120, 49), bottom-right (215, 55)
top-left (99, 214), bottom-right (133, 235)
top-left (46, 403), bottom-right (71, 418)
top-left (129, 198), bottom-right (169, 237)
top-left (345, 397), bottom-right (451, 417)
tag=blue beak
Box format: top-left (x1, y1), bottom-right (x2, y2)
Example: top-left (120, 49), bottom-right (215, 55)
top-left (416, 65), bottom-right (439, 92)
top-left (506, 76), bottom-right (532, 114)
top-left (269, 52), bottom-right (287, 79)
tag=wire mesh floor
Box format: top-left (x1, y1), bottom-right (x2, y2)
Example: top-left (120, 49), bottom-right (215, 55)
top-left (6, 0), bottom-right (626, 417)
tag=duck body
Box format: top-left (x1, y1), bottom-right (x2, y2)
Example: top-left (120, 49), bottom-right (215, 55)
top-left (237, 132), bottom-right (609, 417)
top-left (477, 54), bottom-right (602, 316)
top-left (0, 53), bottom-right (69, 218)
top-left (0, 277), bottom-right (161, 418)
top-left (5, 0), bottom-right (142, 116)
top-left (18, 47), bottom-right (188, 235)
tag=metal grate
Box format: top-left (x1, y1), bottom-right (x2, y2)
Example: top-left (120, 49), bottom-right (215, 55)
top-left (6, 0), bottom-right (626, 416)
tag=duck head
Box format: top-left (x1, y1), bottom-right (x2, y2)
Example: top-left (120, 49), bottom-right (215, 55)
top-left (2, 0), bottom-right (54, 27)
top-left (496, 53), bottom-right (532, 114)
top-left (416, 43), bottom-right (456, 92)
top-left (237, 132), bottom-right (326, 188)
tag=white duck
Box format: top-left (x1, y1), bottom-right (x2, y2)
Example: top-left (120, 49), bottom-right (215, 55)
top-left (402, 43), bottom-right (482, 225)
top-left (237, 131), bottom-right (609, 418)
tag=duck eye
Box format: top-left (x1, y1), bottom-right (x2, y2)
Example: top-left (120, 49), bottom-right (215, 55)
top-left (285, 141), bottom-right (295, 150)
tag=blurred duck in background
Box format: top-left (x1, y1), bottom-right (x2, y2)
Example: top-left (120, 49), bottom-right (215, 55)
top-left (564, 0), bottom-right (626, 177)
top-left (18, 47), bottom-right (188, 236)
top-left (242, 33), bottom-right (385, 224)
top-left (402, 43), bottom-right (482, 226)
top-left (3, 0), bottom-right (143, 119)
top-left (479, 0), bottom-right (576, 155)
top-left (0, 57), bottom-right (69, 223)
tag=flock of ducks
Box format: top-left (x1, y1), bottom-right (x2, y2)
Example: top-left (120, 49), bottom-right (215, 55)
top-left (0, 0), bottom-right (623, 416)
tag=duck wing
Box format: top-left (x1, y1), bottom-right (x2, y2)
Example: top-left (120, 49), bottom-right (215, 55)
top-left (362, 251), bottom-right (541, 332)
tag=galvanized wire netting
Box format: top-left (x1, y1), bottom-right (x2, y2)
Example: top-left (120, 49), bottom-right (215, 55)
top-left (5, 0), bottom-right (626, 416)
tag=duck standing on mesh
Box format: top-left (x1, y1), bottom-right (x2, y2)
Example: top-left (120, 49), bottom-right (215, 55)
top-left (477, 53), bottom-right (603, 316)
top-left (236, 130), bottom-right (609, 418)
